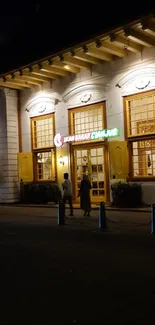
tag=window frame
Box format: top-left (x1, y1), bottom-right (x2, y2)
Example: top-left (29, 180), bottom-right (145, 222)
top-left (124, 91), bottom-right (155, 181)
top-left (31, 113), bottom-right (57, 182)
top-left (68, 102), bottom-right (107, 145)
top-left (31, 113), bottom-right (55, 150)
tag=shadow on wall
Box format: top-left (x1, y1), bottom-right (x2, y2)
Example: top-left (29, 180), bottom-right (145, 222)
top-left (13, 179), bottom-right (20, 197)
top-left (0, 89), bottom-right (7, 185)
top-left (0, 172), bottom-right (5, 183)
top-left (0, 89), bottom-right (7, 119)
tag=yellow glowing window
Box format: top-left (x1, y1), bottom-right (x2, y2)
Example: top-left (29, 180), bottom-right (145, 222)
top-left (126, 93), bottom-right (155, 137)
top-left (125, 91), bottom-right (155, 179)
top-left (31, 114), bottom-right (56, 181)
top-left (32, 115), bottom-right (54, 149)
top-left (132, 140), bottom-right (155, 177)
top-left (70, 103), bottom-right (105, 135)
top-left (36, 150), bottom-right (56, 181)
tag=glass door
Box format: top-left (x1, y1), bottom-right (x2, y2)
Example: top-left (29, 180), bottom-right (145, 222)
top-left (90, 147), bottom-right (105, 202)
top-left (74, 146), bottom-right (106, 203)
top-left (75, 149), bottom-right (90, 200)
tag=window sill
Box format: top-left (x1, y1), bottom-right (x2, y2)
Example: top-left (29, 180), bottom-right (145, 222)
top-left (127, 134), bottom-right (155, 141)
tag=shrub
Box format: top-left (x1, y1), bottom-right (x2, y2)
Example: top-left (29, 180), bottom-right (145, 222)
top-left (111, 182), bottom-right (142, 208)
top-left (21, 182), bottom-right (62, 204)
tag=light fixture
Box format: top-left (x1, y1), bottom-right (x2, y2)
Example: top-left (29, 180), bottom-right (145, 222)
top-left (19, 70), bottom-right (23, 76)
top-left (64, 64), bottom-right (70, 70)
top-left (38, 63), bottom-right (43, 70)
top-left (71, 49), bottom-right (75, 57)
top-left (83, 45), bottom-right (88, 53)
top-left (11, 73), bottom-right (15, 79)
top-left (95, 39), bottom-right (101, 48)
top-left (28, 66), bottom-right (33, 72)
top-left (59, 55), bottom-right (64, 62)
top-left (48, 58), bottom-right (53, 66)
top-left (110, 33), bottom-right (116, 42)
top-left (59, 156), bottom-right (64, 165)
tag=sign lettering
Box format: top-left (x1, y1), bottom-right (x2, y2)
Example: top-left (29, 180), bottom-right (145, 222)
top-left (54, 128), bottom-right (119, 147)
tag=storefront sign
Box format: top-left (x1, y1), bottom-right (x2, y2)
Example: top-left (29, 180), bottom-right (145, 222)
top-left (54, 128), bottom-right (119, 148)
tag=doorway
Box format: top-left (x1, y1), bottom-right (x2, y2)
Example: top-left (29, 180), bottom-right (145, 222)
top-left (73, 146), bottom-right (106, 203)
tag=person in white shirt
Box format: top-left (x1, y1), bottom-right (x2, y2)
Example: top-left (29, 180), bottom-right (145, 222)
top-left (62, 173), bottom-right (74, 216)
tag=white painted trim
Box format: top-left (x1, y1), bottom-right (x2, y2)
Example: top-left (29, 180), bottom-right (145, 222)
top-left (115, 66), bottom-right (155, 96)
top-left (117, 67), bottom-right (155, 88)
top-left (25, 94), bottom-right (60, 117)
top-left (63, 83), bottom-right (107, 108)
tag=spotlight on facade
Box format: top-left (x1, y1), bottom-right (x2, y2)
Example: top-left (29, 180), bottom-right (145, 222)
top-left (64, 65), bottom-right (70, 70)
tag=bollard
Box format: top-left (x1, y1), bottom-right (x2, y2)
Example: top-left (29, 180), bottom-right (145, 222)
top-left (151, 204), bottom-right (155, 234)
top-left (99, 201), bottom-right (107, 230)
top-left (20, 179), bottom-right (24, 203)
top-left (58, 200), bottom-right (65, 225)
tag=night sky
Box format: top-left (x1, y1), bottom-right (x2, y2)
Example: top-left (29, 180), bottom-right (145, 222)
top-left (0, 1), bottom-right (155, 74)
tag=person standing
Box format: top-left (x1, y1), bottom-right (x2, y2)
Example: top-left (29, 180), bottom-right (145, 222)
top-left (62, 173), bottom-right (74, 216)
top-left (79, 174), bottom-right (91, 216)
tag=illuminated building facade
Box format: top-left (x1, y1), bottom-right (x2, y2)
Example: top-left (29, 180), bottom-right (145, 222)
top-left (1, 14), bottom-right (155, 204)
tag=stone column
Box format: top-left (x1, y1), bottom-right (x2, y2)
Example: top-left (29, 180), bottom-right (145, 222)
top-left (0, 89), bottom-right (19, 203)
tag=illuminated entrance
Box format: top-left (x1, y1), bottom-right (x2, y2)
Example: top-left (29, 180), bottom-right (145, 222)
top-left (53, 125), bottom-right (119, 202)
top-left (73, 146), bottom-right (106, 203)
top-left (54, 103), bottom-right (119, 202)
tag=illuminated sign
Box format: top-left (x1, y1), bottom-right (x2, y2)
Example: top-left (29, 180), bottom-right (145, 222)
top-left (54, 128), bottom-right (119, 148)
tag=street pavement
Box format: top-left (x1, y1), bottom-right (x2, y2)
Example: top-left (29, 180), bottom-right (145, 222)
top-left (0, 206), bottom-right (154, 324)
top-left (0, 205), bottom-right (151, 234)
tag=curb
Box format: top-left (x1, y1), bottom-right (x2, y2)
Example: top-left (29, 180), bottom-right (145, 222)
top-left (106, 207), bottom-right (151, 213)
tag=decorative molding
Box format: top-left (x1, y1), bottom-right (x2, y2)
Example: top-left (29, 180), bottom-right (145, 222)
top-left (135, 80), bottom-right (150, 90)
top-left (25, 94), bottom-right (60, 117)
top-left (80, 93), bottom-right (92, 103)
top-left (63, 83), bottom-right (107, 108)
top-left (116, 67), bottom-right (155, 95)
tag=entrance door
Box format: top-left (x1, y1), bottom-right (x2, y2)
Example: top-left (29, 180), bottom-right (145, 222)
top-left (74, 146), bottom-right (106, 203)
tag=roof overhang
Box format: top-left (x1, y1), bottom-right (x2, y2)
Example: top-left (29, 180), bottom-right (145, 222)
top-left (1, 14), bottom-right (155, 90)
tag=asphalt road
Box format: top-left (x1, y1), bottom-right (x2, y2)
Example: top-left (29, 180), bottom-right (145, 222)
top-left (0, 206), bottom-right (154, 325)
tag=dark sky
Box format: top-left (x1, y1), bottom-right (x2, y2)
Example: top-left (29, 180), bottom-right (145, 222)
top-left (0, 1), bottom-right (155, 74)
